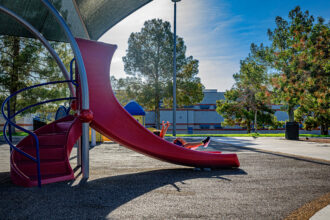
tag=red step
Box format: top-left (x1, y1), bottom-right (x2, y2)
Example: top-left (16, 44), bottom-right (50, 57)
top-left (15, 145), bottom-right (65, 161)
top-left (10, 115), bottom-right (82, 187)
top-left (35, 133), bottom-right (67, 146)
top-left (55, 122), bottom-right (73, 132)
top-left (29, 172), bottom-right (73, 182)
top-left (16, 160), bottom-right (69, 176)
top-left (36, 121), bottom-right (74, 135)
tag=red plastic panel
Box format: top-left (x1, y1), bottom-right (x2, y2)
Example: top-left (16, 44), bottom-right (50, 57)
top-left (76, 38), bottom-right (240, 168)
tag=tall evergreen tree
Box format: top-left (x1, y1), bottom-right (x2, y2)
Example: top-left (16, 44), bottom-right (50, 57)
top-left (216, 47), bottom-right (274, 133)
top-left (266, 7), bottom-right (329, 134)
top-left (122, 19), bottom-right (203, 128)
top-left (294, 17), bottom-right (329, 135)
top-left (267, 6), bottom-right (315, 122)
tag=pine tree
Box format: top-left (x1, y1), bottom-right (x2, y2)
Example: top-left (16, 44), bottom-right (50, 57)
top-left (216, 47), bottom-right (274, 133)
top-left (122, 19), bottom-right (203, 128)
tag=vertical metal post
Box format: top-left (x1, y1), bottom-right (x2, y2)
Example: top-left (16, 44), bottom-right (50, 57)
top-left (254, 110), bottom-right (257, 133)
top-left (186, 109), bottom-right (188, 133)
top-left (77, 138), bottom-right (82, 166)
top-left (81, 123), bottom-right (89, 178)
top-left (91, 128), bottom-right (96, 147)
top-left (172, 0), bottom-right (179, 136)
top-left (41, 0), bottom-right (90, 180)
top-left (7, 101), bottom-right (12, 143)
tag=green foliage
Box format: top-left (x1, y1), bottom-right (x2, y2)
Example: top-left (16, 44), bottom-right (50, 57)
top-left (293, 17), bottom-right (329, 135)
top-left (121, 19), bottom-right (203, 128)
top-left (295, 93), bottom-right (330, 134)
top-left (0, 35), bottom-right (73, 130)
top-left (267, 116), bottom-right (285, 130)
top-left (163, 56), bottom-right (204, 108)
top-left (265, 7), bottom-right (329, 134)
top-left (216, 46), bottom-right (275, 133)
top-left (250, 6), bottom-right (329, 134)
top-left (267, 6), bottom-right (317, 122)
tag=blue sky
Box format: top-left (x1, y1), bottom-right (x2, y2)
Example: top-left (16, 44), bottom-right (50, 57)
top-left (100, 0), bottom-right (329, 92)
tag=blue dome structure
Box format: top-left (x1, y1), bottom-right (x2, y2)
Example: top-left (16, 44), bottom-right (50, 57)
top-left (124, 101), bottom-right (145, 116)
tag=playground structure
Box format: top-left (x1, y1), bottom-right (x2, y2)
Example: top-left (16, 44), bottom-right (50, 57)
top-left (124, 101), bottom-right (146, 126)
top-left (89, 100), bottom-right (146, 143)
top-left (1, 0), bottom-right (240, 187)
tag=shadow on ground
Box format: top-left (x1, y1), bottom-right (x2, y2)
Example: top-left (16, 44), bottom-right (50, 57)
top-left (0, 167), bottom-right (246, 218)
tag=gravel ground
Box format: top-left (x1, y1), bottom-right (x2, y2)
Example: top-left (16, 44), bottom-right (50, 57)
top-left (0, 138), bottom-right (329, 219)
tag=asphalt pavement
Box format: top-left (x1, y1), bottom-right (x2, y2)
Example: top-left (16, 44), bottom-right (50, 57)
top-left (0, 137), bottom-right (329, 219)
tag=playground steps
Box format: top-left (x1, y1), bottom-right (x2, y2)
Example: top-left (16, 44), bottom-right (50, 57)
top-left (10, 115), bottom-right (82, 187)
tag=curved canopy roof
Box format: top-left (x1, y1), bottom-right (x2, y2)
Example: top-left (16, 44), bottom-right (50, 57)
top-left (0, 0), bottom-right (152, 41)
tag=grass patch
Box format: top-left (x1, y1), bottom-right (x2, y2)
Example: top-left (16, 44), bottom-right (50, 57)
top-left (0, 131), bottom-right (28, 137)
top-left (299, 134), bottom-right (329, 137)
top-left (165, 133), bottom-right (329, 138)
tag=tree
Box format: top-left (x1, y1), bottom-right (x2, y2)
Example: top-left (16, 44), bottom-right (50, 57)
top-left (216, 47), bottom-right (274, 133)
top-left (294, 17), bottom-right (330, 135)
top-left (267, 6), bottom-right (315, 122)
top-left (111, 75), bottom-right (145, 107)
top-left (0, 35), bottom-right (73, 132)
top-left (267, 7), bottom-right (329, 134)
top-left (122, 19), bottom-right (203, 128)
top-left (295, 94), bottom-right (330, 135)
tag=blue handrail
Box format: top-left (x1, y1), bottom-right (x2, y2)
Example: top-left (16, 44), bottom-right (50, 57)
top-left (70, 58), bottom-right (78, 86)
top-left (1, 80), bottom-right (76, 187)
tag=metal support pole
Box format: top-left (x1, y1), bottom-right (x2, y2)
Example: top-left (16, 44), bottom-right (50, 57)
top-left (81, 123), bottom-right (89, 178)
top-left (42, 0), bottom-right (90, 180)
top-left (91, 128), bottom-right (96, 147)
top-left (77, 138), bottom-right (82, 166)
top-left (172, 0), bottom-right (179, 136)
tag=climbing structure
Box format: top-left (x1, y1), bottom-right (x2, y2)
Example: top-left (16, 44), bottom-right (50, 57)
top-left (1, 1), bottom-right (239, 188)
top-left (10, 116), bottom-right (81, 187)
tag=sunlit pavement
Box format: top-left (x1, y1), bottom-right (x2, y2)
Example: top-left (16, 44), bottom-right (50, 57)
top-left (212, 137), bottom-right (330, 162)
top-left (211, 136), bottom-right (330, 219)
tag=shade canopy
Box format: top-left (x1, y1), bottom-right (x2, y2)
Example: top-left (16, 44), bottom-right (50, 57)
top-left (0, 0), bottom-right (152, 41)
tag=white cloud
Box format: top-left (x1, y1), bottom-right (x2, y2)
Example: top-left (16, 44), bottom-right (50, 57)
top-left (199, 59), bottom-right (237, 92)
top-left (99, 0), bottom-right (241, 91)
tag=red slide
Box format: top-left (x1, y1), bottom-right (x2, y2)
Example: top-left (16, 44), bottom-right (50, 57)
top-left (77, 38), bottom-right (240, 168)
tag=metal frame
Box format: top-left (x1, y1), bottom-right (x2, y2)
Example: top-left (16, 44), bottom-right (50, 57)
top-left (71, 0), bottom-right (91, 39)
top-left (70, 58), bottom-right (83, 167)
top-left (172, 0), bottom-right (180, 136)
top-left (41, 0), bottom-right (90, 179)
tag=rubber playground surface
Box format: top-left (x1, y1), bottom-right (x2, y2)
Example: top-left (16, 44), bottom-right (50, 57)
top-left (0, 137), bottom-right (329, 219)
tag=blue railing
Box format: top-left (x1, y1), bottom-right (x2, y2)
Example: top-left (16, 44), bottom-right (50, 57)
top-left (70, 58), bottom-right (78, 86)
top-left (1, 80), bottom-right (76, 187)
